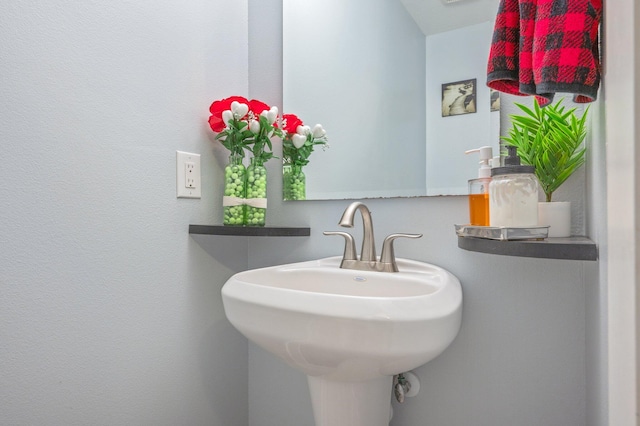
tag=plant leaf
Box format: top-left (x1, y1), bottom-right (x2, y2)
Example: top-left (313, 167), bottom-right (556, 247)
top-left (503, 99), bottom-right (588, 200)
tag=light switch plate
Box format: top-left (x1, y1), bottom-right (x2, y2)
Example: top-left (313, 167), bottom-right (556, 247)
top-left (176, 151), bottom-right (201, 198)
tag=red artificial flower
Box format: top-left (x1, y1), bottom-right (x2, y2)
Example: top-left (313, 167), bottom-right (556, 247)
top-left (248, 99), bottom-right (270, 117)
top-left (208, 95), bottom-right (249, 132)
top-left (282, 113), bottom-right (303, 135)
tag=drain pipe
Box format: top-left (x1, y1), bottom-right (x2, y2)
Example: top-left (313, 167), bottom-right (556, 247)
top-left (393, 371), bottom-right (420, 403)
top-left (390, 371), bottom-right (421, 422)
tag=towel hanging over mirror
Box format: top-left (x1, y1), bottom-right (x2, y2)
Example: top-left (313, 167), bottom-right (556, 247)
top-left (487, 0), bottom-right (602, 106)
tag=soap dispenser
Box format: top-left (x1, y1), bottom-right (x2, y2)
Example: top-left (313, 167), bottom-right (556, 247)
top-left (489, 145), bottom-right (539, 227)
top-left (465, 146), bottom-right (492, 226)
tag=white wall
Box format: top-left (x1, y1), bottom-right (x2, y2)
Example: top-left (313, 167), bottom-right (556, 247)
top-left (604, 0), bottom-right (640, 424)
top-left (247, 1), bottom-right (604, 425)
top-left (0, 1), bottom-right (250, 424)
top-left (583, 76), bottom-right (608, 426)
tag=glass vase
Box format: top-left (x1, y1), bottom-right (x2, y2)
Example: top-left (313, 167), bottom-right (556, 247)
top-left (283, 164), bottom-right (306, 200)
top-left (245, 157), bottom-right (267, 226)
top-left (223, 153), bottom-right (246, 226)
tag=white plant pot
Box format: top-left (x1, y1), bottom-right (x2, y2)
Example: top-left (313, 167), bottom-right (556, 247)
top-left (538, 201), bottom-right (571, 238)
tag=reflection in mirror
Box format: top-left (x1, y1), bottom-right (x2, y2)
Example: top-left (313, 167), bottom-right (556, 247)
top-left (425, 21), bottom-right (500, 195)
top-left (283, 0), bottom-right (500, 200)
top-left (283, 0), bottom-right (426, 200)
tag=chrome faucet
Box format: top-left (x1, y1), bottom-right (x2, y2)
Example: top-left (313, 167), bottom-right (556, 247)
top-left (338, 201), bottom-right (377, 262)
top-left (324, 202), bottom-right (422, 272)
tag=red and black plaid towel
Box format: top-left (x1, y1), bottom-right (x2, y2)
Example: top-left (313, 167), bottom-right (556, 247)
top-left (487, 0), bottom-right (602, 106)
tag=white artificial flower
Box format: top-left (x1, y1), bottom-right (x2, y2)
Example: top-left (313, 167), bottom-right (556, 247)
top-left (261, 106), bottom-right (278, 125)
top-left (222, 110), bottom-right (233, 126)
top-left (230, 101), bottom-right (249, 119)
top-left (296, 125), bottom-right (311, 136)
top-left (249, 119), bottom-right (260, 134)
top-left (312, 124), bottom-right (326, 138)
top-left (292, 134), bottom-right (307, 149)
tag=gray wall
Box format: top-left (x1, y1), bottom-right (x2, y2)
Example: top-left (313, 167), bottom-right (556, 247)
top-left (247, 0), bottom-right (606, 425)
top-left (0, 0), bottom-right (249, 424)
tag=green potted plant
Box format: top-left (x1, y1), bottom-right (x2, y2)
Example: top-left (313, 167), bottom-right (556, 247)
top-left (502, 98), bottom-right (588, 237)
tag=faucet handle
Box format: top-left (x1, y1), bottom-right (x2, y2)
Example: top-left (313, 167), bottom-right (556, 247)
top-left (380, 233), bottom-right (423, 272)
top-left (323, 231), bottom-right (357, 261)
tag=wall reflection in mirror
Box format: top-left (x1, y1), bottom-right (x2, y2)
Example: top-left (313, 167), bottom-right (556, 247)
top-left (283, 0), bottom-right (500, 200)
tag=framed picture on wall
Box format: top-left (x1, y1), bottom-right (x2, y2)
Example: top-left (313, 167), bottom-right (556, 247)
top-left (441, 79), bottom-right (477, 117)
top-left (490, 88), bottom-right (501, 111)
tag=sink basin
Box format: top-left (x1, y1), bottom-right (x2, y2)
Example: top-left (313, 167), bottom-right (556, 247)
top-left (221, 256), bottom-right (462, 426)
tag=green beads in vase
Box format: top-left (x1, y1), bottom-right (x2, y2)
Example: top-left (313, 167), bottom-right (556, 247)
top-left (283, 164), bottom-right (306, 200)
top-left (245, 157), bottom-right (267, 226)
top-left (223, 153), bottom-right (247, 226)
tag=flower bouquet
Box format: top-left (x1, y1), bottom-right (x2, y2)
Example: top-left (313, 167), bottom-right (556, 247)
top-left (281, 113), bottom-right (328, 200)
top-left (208, 96), bottom-right (281, 226)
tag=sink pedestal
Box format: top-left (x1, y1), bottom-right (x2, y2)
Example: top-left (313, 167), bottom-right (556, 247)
top-left (307, 376), bottom-right (392, 426)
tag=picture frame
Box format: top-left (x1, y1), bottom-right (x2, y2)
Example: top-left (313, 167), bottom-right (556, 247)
top-left (490, 88), bottom-right (501, 111)
top-left (441, 79), bottom-right (477, 117)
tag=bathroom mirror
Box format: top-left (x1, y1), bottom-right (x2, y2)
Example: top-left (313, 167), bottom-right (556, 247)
top-left (283, 0), bottom-right (500, 200)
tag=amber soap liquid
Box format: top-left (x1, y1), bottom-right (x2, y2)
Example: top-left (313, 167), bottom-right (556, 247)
top-left (469, 193), bottom-right (490, 226)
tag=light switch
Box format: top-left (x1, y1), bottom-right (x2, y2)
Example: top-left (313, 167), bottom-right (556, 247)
top-left (176, 151), bottom-right (201, 198)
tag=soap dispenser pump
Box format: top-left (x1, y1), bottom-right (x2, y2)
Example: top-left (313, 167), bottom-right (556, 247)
top-left (465, 146), bottom-right (493, 226)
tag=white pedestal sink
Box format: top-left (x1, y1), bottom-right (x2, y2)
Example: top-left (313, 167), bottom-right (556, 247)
top-left (221, 256), bottom-right (462, 426)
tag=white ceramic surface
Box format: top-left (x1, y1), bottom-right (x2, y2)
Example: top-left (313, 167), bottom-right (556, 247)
top-left (538, 201), bottom-right (571, 237)
top-left (221, 256), bottom-right (463, 426)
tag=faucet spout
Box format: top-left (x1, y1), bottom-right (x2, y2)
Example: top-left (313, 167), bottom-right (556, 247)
top-left (338, 202), bottom-right (376, 262)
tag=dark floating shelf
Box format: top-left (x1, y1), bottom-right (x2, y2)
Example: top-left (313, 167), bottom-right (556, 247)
top-left (457, 236), bottom-right (598, 261)
top-left (189, 225), bottom-right (310, 237)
